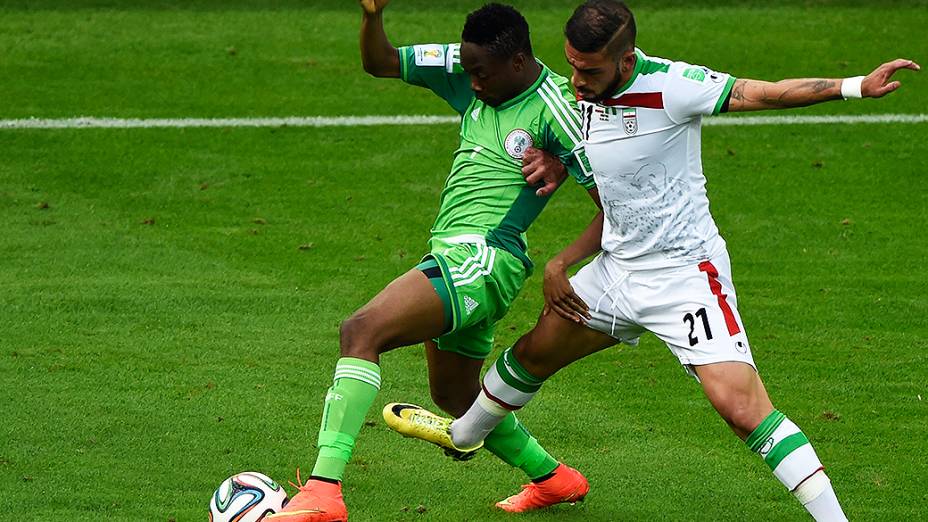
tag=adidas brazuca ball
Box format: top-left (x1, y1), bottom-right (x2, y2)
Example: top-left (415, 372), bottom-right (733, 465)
top-left (209, 471), bottom-right (288, 522)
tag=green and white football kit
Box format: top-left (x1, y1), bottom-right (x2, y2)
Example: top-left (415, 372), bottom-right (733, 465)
top-left (310, 43), bottom-right (594, 486)
top-left (400, 43), bottom-right (595, 360)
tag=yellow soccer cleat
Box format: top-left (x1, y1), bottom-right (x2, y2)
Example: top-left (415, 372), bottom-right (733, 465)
top-left (382, 403), bottom-right (482, 460)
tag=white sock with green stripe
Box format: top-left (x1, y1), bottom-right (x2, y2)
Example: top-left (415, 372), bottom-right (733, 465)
top-left (450, 347), bottom-right (543, 448)
top-left (747, 410), bottom-right (847, 521)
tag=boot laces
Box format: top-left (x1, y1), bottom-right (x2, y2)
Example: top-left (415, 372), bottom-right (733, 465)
top-left (288, 468), bottom-right (311, 491)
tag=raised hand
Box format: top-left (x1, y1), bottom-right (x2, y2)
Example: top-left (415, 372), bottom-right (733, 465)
top-left (862, 58), bottom-right (920, 98)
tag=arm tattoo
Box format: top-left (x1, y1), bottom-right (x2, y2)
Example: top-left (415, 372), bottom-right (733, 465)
top-left (731, 80), bottom-right (746, 102)
top-left (777, 80), bottom-right (837, 107)
top-left (811, 79), bottom-right (834, 93)
top-left (733, 79), bottom-right (838, 110)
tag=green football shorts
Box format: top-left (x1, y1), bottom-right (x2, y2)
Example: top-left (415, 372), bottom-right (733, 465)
top-left (415, 237), bottom-right (527, 360)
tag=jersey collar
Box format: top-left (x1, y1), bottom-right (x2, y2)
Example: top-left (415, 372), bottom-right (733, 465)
top-left (495, 61), bottom-right (549, 111)
top-left (607, 48), bottom-right (645, 100)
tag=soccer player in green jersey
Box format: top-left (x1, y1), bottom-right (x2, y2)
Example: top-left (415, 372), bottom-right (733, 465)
top-left (267, 2), bottom-right (600, 521)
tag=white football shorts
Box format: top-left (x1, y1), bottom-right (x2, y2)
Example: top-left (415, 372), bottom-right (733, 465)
top-left (570, 250), bottom-right (756, 376)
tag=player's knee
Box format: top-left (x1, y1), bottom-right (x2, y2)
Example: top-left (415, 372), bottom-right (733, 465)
top-left (338, 314), bottom-right (377, 358)
top-left (512, 339), bottom-right (556, 380)
top-left (715, 396), bottom-right (766, 435)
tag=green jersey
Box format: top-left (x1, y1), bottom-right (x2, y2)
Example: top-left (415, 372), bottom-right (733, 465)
top-left (399, 43), bottom-right (594, 270)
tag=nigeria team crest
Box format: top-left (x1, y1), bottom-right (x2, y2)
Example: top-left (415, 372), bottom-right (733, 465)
top-left (504, 129), bottom-right (533, 159)
top-left (622, 108), bottom-right (638, 135)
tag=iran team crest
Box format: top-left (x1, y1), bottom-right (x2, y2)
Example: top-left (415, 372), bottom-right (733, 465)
top-left (622, 108), bottom-right (638, 135)
top-left (504, 129), bottom-right (534, 159)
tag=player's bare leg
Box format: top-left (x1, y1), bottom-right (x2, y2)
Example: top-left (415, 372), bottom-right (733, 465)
top-left (389, 337), bottom-right (593, 511)
top-left (515, 310), bottom-right (620, 378)
top-left (695, 362), bottom-right (847, 521)
top-left (269, 269), bottom-right (447, 522)
top-left (449, 309), bottom-right (616, 448)
top-left (695, 361), bottom-right (773, 439)
top-left (382, 341), bottom-right (486, 459)
top-left (339, 269), bottom-right (448, 362)
top-left (445, 311), bottom-right (615, 512)
top-left (425, 340), bottom-right (483, 417)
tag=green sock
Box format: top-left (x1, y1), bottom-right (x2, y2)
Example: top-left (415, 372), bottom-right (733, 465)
top-left (311, 357), bottom-right (381, 481)
top-left (484, 412), bottom-right (558, 480)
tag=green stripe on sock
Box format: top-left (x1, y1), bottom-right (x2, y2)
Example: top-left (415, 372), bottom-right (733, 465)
top-left (494, 354), bottom-right (542, 394)
top-left (336, 357), bottom-right (380, 374)
top-left (764, 432), bottom-right (810, 470)
top-left (312, 357), bottom-right (381, 481)
top-left (747, 410), bottom-right (786, 452)
top-left (503, 349), bottom-right (544, 385)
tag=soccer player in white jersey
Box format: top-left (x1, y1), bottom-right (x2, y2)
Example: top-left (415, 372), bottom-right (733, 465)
top-left (387, 1), bottom-right (920, 520)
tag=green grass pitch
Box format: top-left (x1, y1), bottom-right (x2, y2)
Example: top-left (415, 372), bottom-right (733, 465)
top-left (1, 1), bottom-right (926, 520)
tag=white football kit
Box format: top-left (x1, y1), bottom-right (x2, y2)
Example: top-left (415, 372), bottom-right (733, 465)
top-left (570, 49), bottom-right (755, 374)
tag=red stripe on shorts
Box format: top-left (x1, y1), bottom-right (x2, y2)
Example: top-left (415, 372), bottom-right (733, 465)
top-left (698, 261), bottom-right (741, 336)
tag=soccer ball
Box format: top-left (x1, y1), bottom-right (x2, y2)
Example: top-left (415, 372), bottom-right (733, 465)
top-left (209, 471), bottom-right (288, 522)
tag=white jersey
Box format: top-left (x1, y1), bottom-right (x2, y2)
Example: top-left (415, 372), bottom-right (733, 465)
top-left (579, 49), bottom-right (736, 270)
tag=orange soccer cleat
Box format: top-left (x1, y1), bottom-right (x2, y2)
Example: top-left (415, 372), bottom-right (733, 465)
top-left (495, 463), bottom-right (590, 513)
top-left (264, 470), bottom-right (348, 522)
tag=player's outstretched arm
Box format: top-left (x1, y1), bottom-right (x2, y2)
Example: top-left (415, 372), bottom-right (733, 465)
top-left (359, 0), bottom-right (400, 78)
top-left (728, 58), bottom-right (920, 112)
top-left (543, 190), bottom-right (604, 323)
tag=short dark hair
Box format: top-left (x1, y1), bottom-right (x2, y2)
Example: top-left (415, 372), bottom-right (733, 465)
top-left (462, 3), bottom-right (533, 59)
top-left (565, 0), bottom-right (636, 54)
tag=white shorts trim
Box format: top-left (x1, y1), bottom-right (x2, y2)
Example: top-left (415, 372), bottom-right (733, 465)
top-left (441, 234), bottom-right (486, 245)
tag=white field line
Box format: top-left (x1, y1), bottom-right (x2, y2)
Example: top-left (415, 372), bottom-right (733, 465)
top-left (0, 113), bottom-right (926, 130)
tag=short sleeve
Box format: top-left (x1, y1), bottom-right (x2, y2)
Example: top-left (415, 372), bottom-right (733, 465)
top-left (398, 43), bottom-right (474, 115)
top-left (663, 61), bottom-right (737, 124)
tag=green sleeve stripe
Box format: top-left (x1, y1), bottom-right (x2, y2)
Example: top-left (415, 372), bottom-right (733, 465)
top-left (538, 88), bottom-right (580, 147)
top-left (503, 348), bottom-right (545, 385)
top-left (399, 46), bottom-right (410, 82)
top-left (746, 409), bottom-right (785, 452)
top-left (764, 433), bottom-right (810, 470)
top-left (544, 77), bottom-right (582, 126)
top-left (494, 353), bottom-right (543, 393)
top-left (713, 76), bottom-right (737, 115)
top-left (542, 78), bottom-right (583, 142)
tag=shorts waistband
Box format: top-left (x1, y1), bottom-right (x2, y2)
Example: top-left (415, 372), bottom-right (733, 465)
top-left (439, 234), bottom-right (486, 245)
